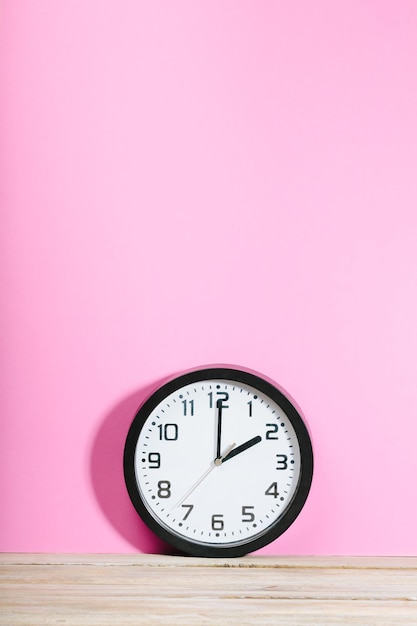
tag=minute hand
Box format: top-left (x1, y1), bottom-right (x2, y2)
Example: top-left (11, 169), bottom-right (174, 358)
top-left (222, 435), bottom-right (262, 462)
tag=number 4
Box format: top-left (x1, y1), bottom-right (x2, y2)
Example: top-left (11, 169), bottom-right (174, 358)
top-left (265, 482), bottom-right (279, 498)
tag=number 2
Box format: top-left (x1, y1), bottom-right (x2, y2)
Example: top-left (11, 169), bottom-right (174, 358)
top-left (265, 423), bottom-right (278, 439)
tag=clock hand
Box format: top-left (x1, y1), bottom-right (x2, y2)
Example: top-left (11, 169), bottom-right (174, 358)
top-left (175, 442), bottom-right (236, 508)
top-left (215, 400), bottom-right (223, 460)
top-left (221, 435), bottom-right (262, 463)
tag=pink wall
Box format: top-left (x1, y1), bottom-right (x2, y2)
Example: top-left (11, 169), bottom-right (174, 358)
top-left (1, 1), bottom-right (417, 555)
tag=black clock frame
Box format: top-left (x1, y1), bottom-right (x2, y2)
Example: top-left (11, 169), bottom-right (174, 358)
top-left (123, 366), bottom-right (314, 557)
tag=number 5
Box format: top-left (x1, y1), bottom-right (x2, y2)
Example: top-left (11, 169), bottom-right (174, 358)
top-left (241, 506), bottom-right (255, 523)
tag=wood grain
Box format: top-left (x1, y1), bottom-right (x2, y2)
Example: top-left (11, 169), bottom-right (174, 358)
top-left (1, 554), bottom-right (417, 625)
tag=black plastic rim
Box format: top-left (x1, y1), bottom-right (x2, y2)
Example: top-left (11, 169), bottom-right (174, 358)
top-left (123, 367), bottom-right (313, 557)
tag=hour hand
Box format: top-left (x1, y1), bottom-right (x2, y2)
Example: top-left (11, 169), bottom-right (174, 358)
top-left (222, 435), bottom-right (262, 462)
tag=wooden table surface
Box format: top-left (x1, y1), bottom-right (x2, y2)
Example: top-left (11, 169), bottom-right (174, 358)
top-left (1, 554), bottom-right (417, 625)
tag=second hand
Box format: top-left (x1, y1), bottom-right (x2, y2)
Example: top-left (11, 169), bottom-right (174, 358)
top-left (174, 442), bottom-right (236, 508)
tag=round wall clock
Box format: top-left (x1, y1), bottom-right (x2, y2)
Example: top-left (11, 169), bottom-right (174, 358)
top-left (123, 366), bottom-right (313, 557)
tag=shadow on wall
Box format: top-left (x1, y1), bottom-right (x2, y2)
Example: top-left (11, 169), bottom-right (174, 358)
top-left (90, 379), bottom-right (180, 554)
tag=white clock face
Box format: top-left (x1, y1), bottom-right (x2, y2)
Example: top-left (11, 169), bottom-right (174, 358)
top-left (125, 369), bottom-right (313, 556)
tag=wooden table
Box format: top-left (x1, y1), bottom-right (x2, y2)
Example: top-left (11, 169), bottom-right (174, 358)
top-left (1, 554), bottom-right (417, 625)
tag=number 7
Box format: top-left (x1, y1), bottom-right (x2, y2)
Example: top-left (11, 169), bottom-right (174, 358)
top-left (181, 504), bottom-right (194, 520)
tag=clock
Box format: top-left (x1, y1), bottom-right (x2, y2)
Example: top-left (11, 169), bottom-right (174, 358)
top-left (123, 366), bottom-right (313, 557)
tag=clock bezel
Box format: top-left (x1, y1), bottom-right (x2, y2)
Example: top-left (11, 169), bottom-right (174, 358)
top-left (123, 366), bottom-right (313, 557)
